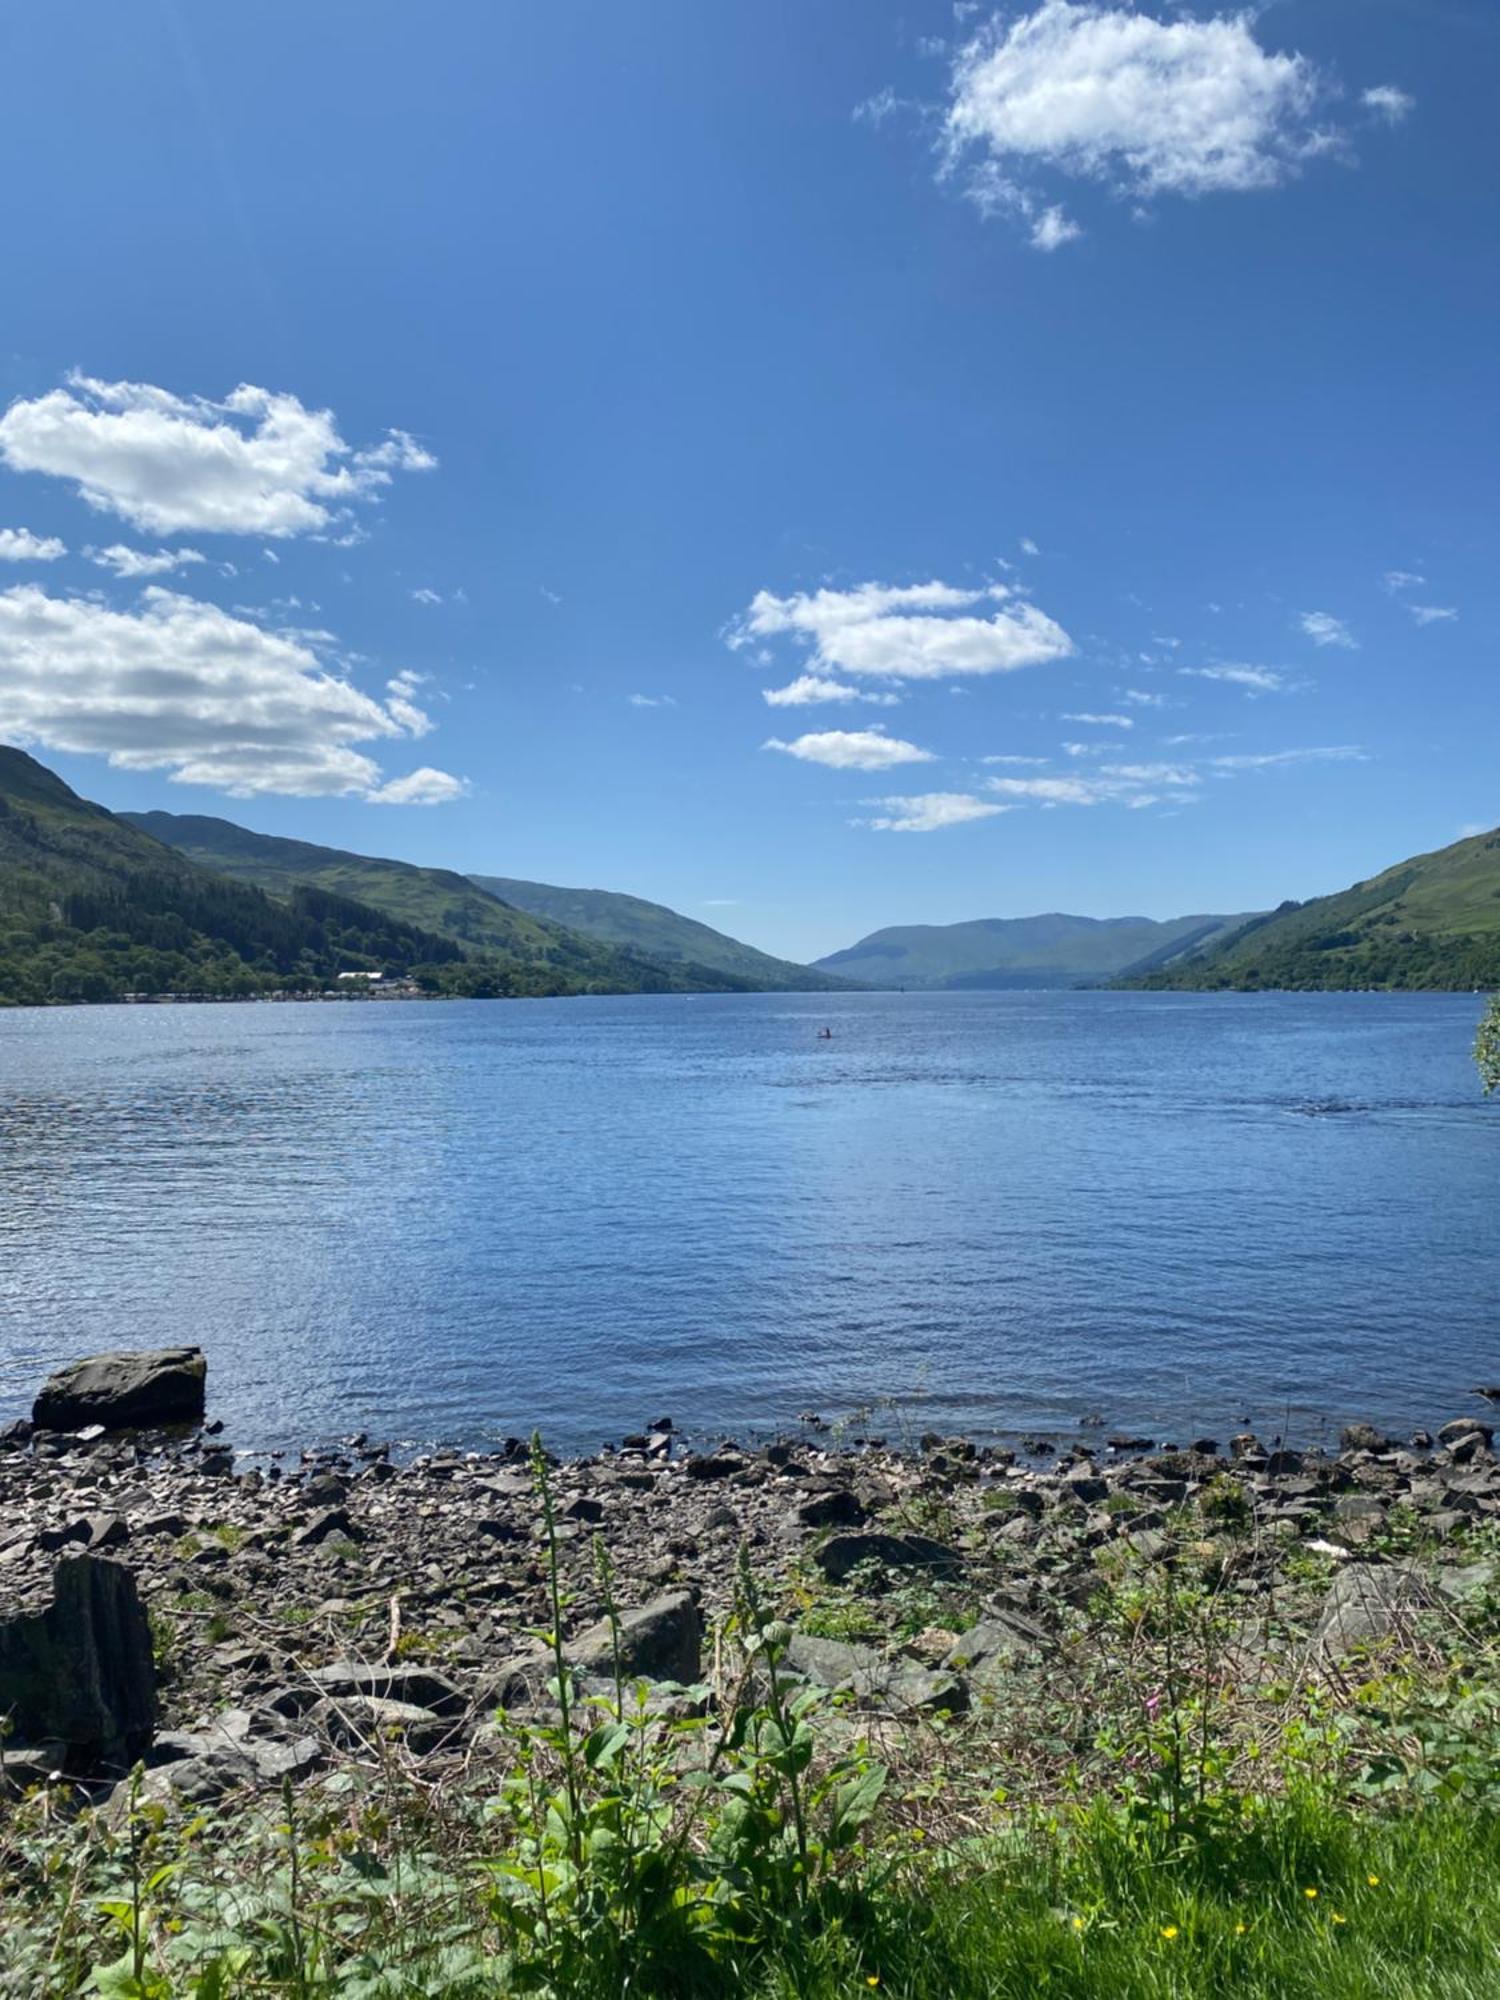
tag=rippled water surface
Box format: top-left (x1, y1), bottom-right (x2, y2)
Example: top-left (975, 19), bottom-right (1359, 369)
top-left (1, 991), bottom-right (1496, 1454)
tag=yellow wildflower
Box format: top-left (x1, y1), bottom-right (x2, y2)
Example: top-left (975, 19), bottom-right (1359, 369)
top-left (1367, 1874), bottom-right (1380, 1887)
top-left (866, 1980), bottom-right (880, 1990)
top-left (1235, 1923), bottom-right (1247, 1935)
top-left (1332, 1913), bottom-right (1347, 1926)
top-left (1304, 1888), bottom-right (1318, 1900)
top-left (1160, 1925), bottom-right (1180, 1941)
top-left (1072, 1917), bottom-right (1084, 1932)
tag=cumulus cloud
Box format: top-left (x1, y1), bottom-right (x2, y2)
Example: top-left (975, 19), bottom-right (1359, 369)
top-left (941, 2), bottom-right (1349, 245)
top-left (1181, 664), bottom-right (1286, 692)
top-left (0, 583), bottom-right (463, 802)
top-left (90, 543), bottom-right (206, 578)
top-left (0, 527), bottom-right (66, 562)
top-left (762, 674), bottom-right (901, 707)
top-left (764, 727), bottom-right (935, 771)
top-left (1300, 610), bottom-right (1357, 649)
top-left (1409, 604), bottom-right (1458, 626)
top-left (0, 375), bottom-right (435, 538)
top-left (1362, 85), bottom-right (1413, 124)
top-left (863, 791), bottom-right (1010, 832)
top-left (731, 577), bottom-right (1072, 682)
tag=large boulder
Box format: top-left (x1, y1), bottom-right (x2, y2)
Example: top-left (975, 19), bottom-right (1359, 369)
top-left (33, 1348), bottom-right (206, 1432)
top-left (0, 1555), bottom-right (156, 1765)
top-left (569, 1589), bottom-right (702, 1684)
top-left (1315, 1563), bottom-right (1433, 1655)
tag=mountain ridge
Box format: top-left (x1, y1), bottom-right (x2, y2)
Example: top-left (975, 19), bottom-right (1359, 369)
top-left (815, 910), bottom-right (1252, 990)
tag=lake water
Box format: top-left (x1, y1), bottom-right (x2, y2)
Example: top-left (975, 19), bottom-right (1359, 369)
top-left (1, 991), bottom-right (1496, 1457)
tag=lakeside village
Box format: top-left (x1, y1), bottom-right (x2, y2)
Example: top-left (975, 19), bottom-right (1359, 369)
top-left (121, 971), bottom-right (429, 1005)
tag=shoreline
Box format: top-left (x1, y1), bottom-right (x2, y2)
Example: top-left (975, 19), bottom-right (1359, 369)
top-left (3, 1394), bottom-right (1495, 1795)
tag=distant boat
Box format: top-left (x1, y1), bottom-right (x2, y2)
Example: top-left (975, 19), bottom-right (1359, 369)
top-left (817, 1026), bottom-right (833, 1039)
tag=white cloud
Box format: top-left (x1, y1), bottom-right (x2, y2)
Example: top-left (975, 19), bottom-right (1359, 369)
top-left (0, 374), bottom-right (435, 538)
top-left (410, 586), bottom-right (443, 606)
top-left (989, 759), bottom-right (1199, 808)
top-left (765, 727), bottom-right (935, 771)
top-left (1122, 687), bottom-right (1166, 707)
top-left (1210, 746), bottom-right (1365, 770)
top-left (1181, 663), bottom-right (1286, 692)
top-left (1063, 710), bottom-right (1133, 728)
top-left (864, 791), bottom-right (1010, 832)
top-left (628, 692), bottom-right (678, 707)
top-left (0, 527), bottom-right (66, 562)
top-left (1363, 85), bottom-right (1413, 124)
top-left (762, 673), bottom-right (901, 707)
top-left (90, 543), bottom-right (206, 578)
top-left (1019, 536), bottom-right (1040, 555)
top-left (1409, 604), bottom-right (1457, 626)
top-left (1300, 610), bottom-right (1357, 649)
top-left (1031, 203), bottom-right (1082, 250)
top-left (0, 583), bottom-right (463, 802)
top-left (982, 752), bottom-right (1049, 766)
top-left (731, 577), bottom-right (1073, 681)
top-left (943, 2), bottom-right (1338, 244)
top-left (1382, 569), bottom-right (1424, 593)
top-left (366, 766), bottom-right (469, 806)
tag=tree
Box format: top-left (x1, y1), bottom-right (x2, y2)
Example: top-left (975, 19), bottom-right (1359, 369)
top-left (1478, 996), bottom-right (1500, 1093)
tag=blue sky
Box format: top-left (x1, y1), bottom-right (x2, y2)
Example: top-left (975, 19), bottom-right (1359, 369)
top-left (0, 0), bottom-right (1494, 963)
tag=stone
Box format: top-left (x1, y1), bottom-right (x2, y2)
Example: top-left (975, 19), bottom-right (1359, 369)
top-left (1340, 1424), bottom-right (1388, 1454)
top-left (683, 1455), bottom-right (744, 1481)
top-left (302, 1662), bottom-right (466, 1717)
top-left (0, 1555), bottom-right (155, 1764)
top-left (293, 1508), bottom-right (362, 1549)
top-left (1438, 1418), bottom-right (1493, 1449)
top-left (1315, 1564), bottom-right (1433, 1655)
top-left (941, 1612), bottom-right (1048, 1673)
top-left (33, 1348), bottom-right (206, 1433)
top-left (569, 1589), bottom-right (702, 1684)
top-left (561, 1495), bottom-right (605, 1524)
top-left (81, 1513), bottom-right (130, 1552)
top-left (784, 1633), bottom-right (966, 1716)
top-left (813, 1532), bottom-right (964, 1584)
top-left (790, 1489), bottom-right (867, 1532)
top-left (312, 1695), bottom-right (453, 1755)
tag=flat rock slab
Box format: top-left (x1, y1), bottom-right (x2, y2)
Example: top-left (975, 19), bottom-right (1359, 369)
top-left (0, 1554), bottom-right (155, 1764)
top-left (33, 1348), bottom-right (206, 1433)
top-left (1316, 1563), bottom-right (1434, 1655)
top-left (813, 1532), bottom-right (964, 1584)
top-left (784, 1632), bottom-right (966, 1716)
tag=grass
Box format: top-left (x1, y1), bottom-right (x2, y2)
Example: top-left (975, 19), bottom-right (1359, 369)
top-left (4, 1441), bottom-right (1499, 1998)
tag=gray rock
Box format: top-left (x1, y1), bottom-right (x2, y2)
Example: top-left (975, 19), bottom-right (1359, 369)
top-left (0, 1555), bottom-right (155, 1764)
top-left (1340, 1424), bottom-right (1388, 1454)
top-left (293, 1508), bottom-right (361, 1549)
top-left (791, 1489), bottom-right (867, 1532)
top-left (569, 1589), bottom-right (702, 1684)
top-left (303, 1662), bottom-right (466, 1717)
top-left (33, 1348), bottom-right (206, 1433)
top-left (312, 1695), bottom-right (453, 1755)
top-left (784, 1633), bottom-right (966, 1716)
top-left (812, 1532), bottom-right (964, 1584)
top-left (1439, 1418), bottom-right (1493, 1449)
top-left (1315, 1564), bottom-right (1433, 1655)
top-left (941, 1612), bottom-right (1048, 1672)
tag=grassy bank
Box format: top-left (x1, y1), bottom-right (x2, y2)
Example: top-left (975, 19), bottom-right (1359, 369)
top-left (4, 1440), bottom-right (1499, 1997)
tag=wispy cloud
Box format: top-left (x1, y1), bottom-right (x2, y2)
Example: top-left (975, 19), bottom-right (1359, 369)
top-left (1210, 746), bottom-right (1366, 770)
top-left (1409, 604), bottom-right (1458, 626)
top-left (762, 673), bottom-right (900, 708)
top-left (1362, 84), bottom-right (1414, 124)
top-left (765, 726), bottom-right (934, 771)
top-left (1300, 610), bottom-right (1357, 650)
top-left (1181, 664), bottom-right (1286, 692)
top-left (1062, 710), bottom-right (1133, 728)
top-left (730, 577), bottom-right (1072, 683)
top-left (411, 586), bottom-right (443, 606)
top-left (0, 374), bottom-right (435, 538)
top-left (90, 543), bottom-right (206, 578)
top-left (1382, 569), bottom-right (1425, 593)
top-left (629, 692), bottom-right (678, 708)
top-left (863, 791), bottom-right (1009, 832)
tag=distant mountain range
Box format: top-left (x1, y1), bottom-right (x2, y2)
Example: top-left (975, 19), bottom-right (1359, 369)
top-left (470, 876), bottom-right (847, 991)
top-left (1123, 825), bottom-right (1500, 991)
top-left (814, 911), bottom-right (1252, 990)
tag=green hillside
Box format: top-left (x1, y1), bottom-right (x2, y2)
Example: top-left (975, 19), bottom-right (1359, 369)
top-left (125, 810), bottom-right (754, 997)
top-left (471, 876), bottom-right (847, 991)
top-left (1127, 827), bottom-right (1500, 991)
top-left (0, 748), bottom-right (468, 1005)
top-left (814, 911), bottom-right (1247, 990)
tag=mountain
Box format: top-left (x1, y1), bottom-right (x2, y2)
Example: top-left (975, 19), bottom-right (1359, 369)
top-left (123, 809), bottom-right (762, 997)
top-left (470, 876), bottom-right (848, 991)
top-left (814, 911), bottom-right (1248, 990)
top-left (1126, 827), bottom-right (1500, 991)
top-left (0, 747), bottom-right (470, 1005)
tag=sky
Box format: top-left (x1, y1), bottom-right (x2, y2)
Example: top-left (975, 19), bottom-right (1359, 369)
top-left (0, 0), bottom-right (1494, 965)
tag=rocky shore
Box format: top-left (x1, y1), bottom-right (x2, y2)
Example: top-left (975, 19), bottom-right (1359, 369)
top-left (3, 1349), bottom-right (1498, 1815)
